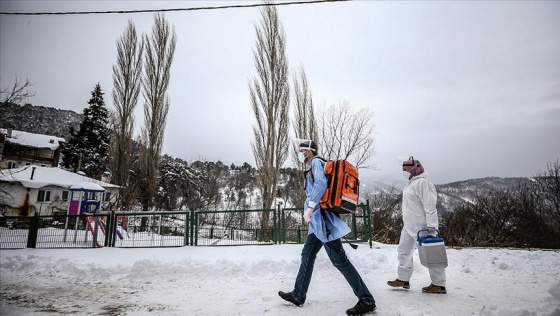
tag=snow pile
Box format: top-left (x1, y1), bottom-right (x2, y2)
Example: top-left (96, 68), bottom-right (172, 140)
top-left (1, 244), bottom-right (559, 315)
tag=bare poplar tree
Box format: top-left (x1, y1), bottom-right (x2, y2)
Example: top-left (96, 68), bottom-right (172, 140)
top-left (291, 64), bottom-right (317, 166)
top-left (0, 76), bottom-right (35, 104)
top-left (316, 100), bottom-right (376, 169)
top-left (111, 20), bottom-right (144, 209)
top-left (290, 64), bottom-right (316, 211)
top-left (140, 13), bottom-right (177, 211)
top-left (250, 2), bottom-right (290, 234)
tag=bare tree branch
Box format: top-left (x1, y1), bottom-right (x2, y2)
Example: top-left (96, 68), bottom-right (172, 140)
top-left (289, 64), bottom-right (316, 211)
top-left (317, 100), bottom-right (376, 169)
top-left (0, 76), bottom-right (35, 104)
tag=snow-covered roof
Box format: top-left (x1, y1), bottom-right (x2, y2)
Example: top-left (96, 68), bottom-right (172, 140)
top-left (0, 128), bottom-right (65, 150)
top-left (70, 182), bottom-right (106, 192)
top-left (0, 165), bottom-right (119, 189)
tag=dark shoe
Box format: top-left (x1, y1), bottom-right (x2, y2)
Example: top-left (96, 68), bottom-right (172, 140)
top-left (346, 299), bottom-right (376, 315)
top-left (421, 284), bottom-right (447, 294)
top-left (387, 279), bottom-right (410, 289)
top-left (278, 291), bottom-right (303, 306)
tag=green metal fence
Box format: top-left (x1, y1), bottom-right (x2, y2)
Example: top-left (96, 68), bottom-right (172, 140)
top-left (0, 201), bottom-right (372, 249)
top-left (0, 214), bottom-right (106, 249)
top-left (0, 215), bottom-right (33, 248)
top-left (279, 201), bottom-right (372, 247)
top-left (107, 211), bottom-right (190, 248)
top-left (194, 208), bottom-right (276, 246)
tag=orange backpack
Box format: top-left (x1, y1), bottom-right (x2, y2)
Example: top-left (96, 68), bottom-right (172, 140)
top-left (306, 158), bottom-right (360, 214)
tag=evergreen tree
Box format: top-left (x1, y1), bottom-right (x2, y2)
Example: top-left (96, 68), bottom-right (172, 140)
top-left (62, 83), bottom-right (111, 179)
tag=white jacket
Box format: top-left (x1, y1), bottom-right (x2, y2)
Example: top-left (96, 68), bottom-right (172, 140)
top-left (401, 172), bottom-right (438, 237)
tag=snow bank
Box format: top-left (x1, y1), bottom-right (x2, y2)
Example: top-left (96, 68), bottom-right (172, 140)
top-left (1, 244), bottom-right (559, 315)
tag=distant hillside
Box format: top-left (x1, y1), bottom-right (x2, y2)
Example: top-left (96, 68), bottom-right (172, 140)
top-left (364, 176), bottom-right (532, 214)
top-left (0, 102), bottom-right (82, 140)
top-left (435, 177), bottom-right (532, 213)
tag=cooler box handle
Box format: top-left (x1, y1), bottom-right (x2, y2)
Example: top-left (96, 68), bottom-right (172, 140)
top-left (417, 229), bottom-right (444, 246)
top-left (417, 228), bottom-right (441, 239)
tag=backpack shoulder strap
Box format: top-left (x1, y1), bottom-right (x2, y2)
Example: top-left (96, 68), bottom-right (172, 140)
top-left (303, 156), bottom-right (327, 189)
top-left (305, 156), bottom-right (327, 180)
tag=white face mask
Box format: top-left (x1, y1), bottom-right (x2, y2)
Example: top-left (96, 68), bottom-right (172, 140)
top-left (298, 152), bottom-right (306, 163)
top-left (402, 170), bottom-right (411, 180)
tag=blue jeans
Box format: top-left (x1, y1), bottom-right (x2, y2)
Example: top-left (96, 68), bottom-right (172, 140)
top-left (291, 233), bottom-right (375, 305)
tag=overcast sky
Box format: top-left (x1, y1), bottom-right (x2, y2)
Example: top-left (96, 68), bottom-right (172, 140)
top-left (1, 0), bottom-right (559, 185)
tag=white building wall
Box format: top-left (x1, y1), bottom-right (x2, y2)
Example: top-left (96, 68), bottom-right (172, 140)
top-left (1, 183), bottom-right (120, 216)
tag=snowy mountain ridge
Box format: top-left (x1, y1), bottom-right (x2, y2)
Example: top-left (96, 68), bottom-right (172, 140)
top-left (0, 102), bottom-right (82, 140)
top-left (2, 102), bottom-right (531, 214)
top-left (361, 176), bottom-right (532, 214)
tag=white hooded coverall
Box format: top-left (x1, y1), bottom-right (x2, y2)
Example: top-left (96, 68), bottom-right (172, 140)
top-left (397, 172), bottom-right (446, 286)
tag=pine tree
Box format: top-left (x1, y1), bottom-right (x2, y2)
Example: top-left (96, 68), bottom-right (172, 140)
top-left (62, 83), bottom-right (111, 179)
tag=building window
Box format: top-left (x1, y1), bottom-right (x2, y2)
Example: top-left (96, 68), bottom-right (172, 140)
top-left (7, 161), bottom-right (17, 169)
top-left (37, 190), bottom-right (52, 202)
top-left (61, 191), bottom-right (69, 201)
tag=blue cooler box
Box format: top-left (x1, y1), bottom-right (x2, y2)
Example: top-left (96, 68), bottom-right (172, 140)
top-left (417, 230), bottom-right (448, 269)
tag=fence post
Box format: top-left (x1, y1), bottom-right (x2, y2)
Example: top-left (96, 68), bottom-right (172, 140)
top-left (194, 211), bottom-right (198, 246)
top-left (27, 213), bottom-right (40, 248)
top-left (366, 200), bottom-right (373, 248)
top-left (183, 211), bottom-right (191, 246)
top-left (188, 210), bottom-right (192, 246)
top-left (110, 211), bottom-right (118, 247)
top-left (104, 212), bottom-right (111, 247)
top-left (280, 207), bottom-right (285, 244)
top-left (93, 215), bottom-right (100, 248)
top-left (274, 204), bottom-right (279, 244)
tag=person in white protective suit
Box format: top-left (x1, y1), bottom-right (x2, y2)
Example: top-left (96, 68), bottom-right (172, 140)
top-left (387, 156), bottom-right (447, 294)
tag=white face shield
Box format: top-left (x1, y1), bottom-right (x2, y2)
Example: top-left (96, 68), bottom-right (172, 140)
top-left (294, 138), bottom-right (316, 164)
top-left (295, 138), bottom-right (314, 152)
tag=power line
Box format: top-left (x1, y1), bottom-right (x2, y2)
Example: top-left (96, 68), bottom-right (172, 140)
top-left (0, 0), bottom-right (350, 16)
